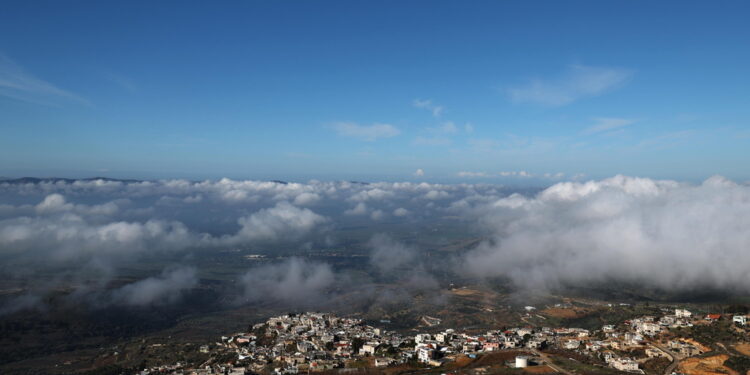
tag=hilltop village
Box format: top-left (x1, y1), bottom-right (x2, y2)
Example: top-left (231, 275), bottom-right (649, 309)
top-left (140, 308), bottom-right (750, 375)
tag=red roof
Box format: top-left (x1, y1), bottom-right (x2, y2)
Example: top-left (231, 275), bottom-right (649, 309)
top-left (706, 314), bottom-right (721, 320)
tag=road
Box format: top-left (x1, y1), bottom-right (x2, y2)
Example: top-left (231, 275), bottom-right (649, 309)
top-left (648, 342), bottom-right (682, 375)
top-left (530, 349), bottom-right (574, 375)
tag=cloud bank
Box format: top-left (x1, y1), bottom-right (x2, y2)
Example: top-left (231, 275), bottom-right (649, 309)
top-left (462, 175), bottom-right (750, 292)
top-left (2, 174), bottom-right (750, 313)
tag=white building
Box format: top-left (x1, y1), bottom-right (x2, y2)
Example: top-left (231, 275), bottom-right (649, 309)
top-left (675, 309), bottom-right (692, 318)
top-left (359, 343), bottom-right (377, 356)
top-left (415, 333), bottom-right (431, 344)
top-left (562, 339), bottom-right (580, 350)
top-left (611, 358), bottom-right (640, 372)
top-left (417, 347), bottom-right (435, 363)
top-left (636, 322), bottom-right (661, 336)
top-left (733, 315), bottom-right (747, 325)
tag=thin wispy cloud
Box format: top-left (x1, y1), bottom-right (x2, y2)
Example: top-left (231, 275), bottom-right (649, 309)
top-left (331, 122), bottom-right (400, 141)
top-left (103, 72), bottom-right (137, 92)
top-left (457, 171), bottom-right (490, 178)
top-left (458, 171), bottom-right (566, 179)
top-left (499, 170), bottom-right (532, 177)
top-left (0, 54), bottom-right (90, 106)
top-left (412, 98), bottom-right (443, 117)
top-left (583, 117), bottom-right (636, 135)
top-left (508, 64), bottom-right (633, 106)
top-left (428, 121), bottom-right (458, 134)
top-left (413, 136), bottom-right (451, 146)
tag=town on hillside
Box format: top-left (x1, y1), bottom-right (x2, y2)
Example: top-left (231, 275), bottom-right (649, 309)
top-left (138, 308), bottom-right (750, 375)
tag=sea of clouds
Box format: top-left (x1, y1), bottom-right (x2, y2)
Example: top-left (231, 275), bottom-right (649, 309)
top-left (1, 175), bottom-right (749, 313)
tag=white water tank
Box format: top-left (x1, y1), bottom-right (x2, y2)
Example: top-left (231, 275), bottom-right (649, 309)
top-left (515, 356), bottom-right (528, 368)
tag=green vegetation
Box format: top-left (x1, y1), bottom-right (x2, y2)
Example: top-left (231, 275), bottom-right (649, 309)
top-left (724, 355), bottom-right (750, 374)
top-left (672, 321), bottom-right (742, 347)
top-left (550, 355), bottom-right (629, 375)
top-left (642, 357), bottom-right (671, 375)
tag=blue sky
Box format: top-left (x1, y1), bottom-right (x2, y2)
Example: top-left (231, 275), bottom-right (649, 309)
top-left (1, 1), bottom-right (748, 183)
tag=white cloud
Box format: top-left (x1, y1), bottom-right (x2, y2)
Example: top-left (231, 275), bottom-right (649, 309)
top-left (111, 266), bottom-right (197, 306)
top-left (368, 234), bottom-right (417, 273)
top-left (393, 207), bottom-right (409, 217)
top-left (457, 171), bottom-right (490, 178)
top-left (331, 122), bottom-right (400, 141)
top-left (423, 190), bottom-right (451, 200)
top-left (239, 257), bottom-right (335, 305)
top-left (499, 171), bottom-right (533, 178)
top-left (413, 98), bottom-right (444, 117)
top-left (414, 168), bottom-right (425, 177)
top-left (35, 193), bottom-right (119, 216)
top-left (344, 202), bottom-right (368, 215)
top-left (348, 188), bottom-right (395, 202)
top-left (583, 117), bottom-right (636, 135)
top-left (293, 192), bottom-right (321, 206)
top-left (543, 172), bottom-right (566, 179)
top-left (0, 213), bottom-right (195, 260)
top-left (461, 175), bottom-right (750, 291)
top-left (508, 65), bottom-right (633, 106)
top-left (230, 202), bottom-right (327, 243)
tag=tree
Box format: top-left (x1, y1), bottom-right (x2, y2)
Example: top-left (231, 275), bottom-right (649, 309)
top-left (351, 338), bottom-right (365, 354)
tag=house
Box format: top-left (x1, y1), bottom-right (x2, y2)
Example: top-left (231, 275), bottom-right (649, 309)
top-left (359, 343), bottom-right (377, 356)
top-left (562, 339), bottom-right (581, 350)
top-left (645, 348), bottom-right (666, 358)
top-left (611, 358), bottom-right (640, 372)
top-left (636, 322), bottom-right (661, 336)
top-left (517, 328), bottom-right (533, 337)
top-left (417, 347), bottom-right (435, 363)
top-left (659, 316), bottom-right (676, 326)
top-left (526, 339), bottom-right (544, 349)
top-left (733, 315), bottom-right (747, 326)
top-left (415, 333), bottom-right (432, 344)
top-left (375, 358), bottom-right (395, 367)
top-left (680, 344), bottom-right (702, 357)
top-left (482, 341), bottom-right (500, 351)
top-left (705, 314), bottom-right (721, 321)
top-left (675, 309), bottom-right (692, 318)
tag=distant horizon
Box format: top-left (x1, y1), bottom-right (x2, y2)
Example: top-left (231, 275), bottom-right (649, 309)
top-left (1, 171), bottom-right (746, 186)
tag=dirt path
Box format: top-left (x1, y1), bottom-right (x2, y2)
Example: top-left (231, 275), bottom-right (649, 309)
top-left (530, 349), bottom-right (573, 375)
